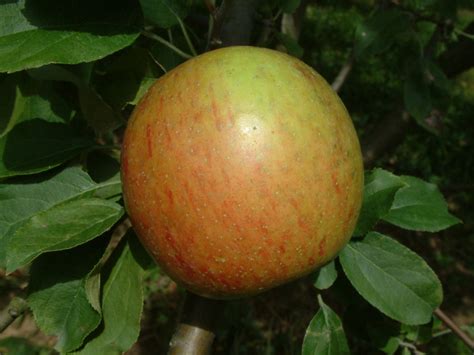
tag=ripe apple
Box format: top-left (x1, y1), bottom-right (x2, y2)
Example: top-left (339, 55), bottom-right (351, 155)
top-left (121, 46), bottom-right (363, 298)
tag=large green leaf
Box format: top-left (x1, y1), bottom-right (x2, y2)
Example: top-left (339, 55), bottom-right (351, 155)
top-left (340, 232), bottom-right (443, 325)
top-left (28, 238), bottom-right (108, 352)
top-left (6, 198), bottom-right (123, 272)
top-left (302, 295), bottom-right (350, 355)
top-left (354, 169), bottom-right (406, 236)
top-left (139, 0), bottom-right (190, 28)
top-left (383, 176), bottom-right (461, 232)
top-left (75, 234), bottom-right (146, 354)
top-left (0, 119), bottom-right (94, 178)
top-left (0, 0), bottom-right (140, 73)
top-left (0, 166), bottom-right (121, 267)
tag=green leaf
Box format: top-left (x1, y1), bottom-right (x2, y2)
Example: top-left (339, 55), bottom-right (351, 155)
top-left (0, 72), bottom-right (75, 147)
top-left (150, 41), bottom-right (186, 72)
top-left (0, 0), bottom-right (140, 73)
top-left (404, 71), bottom-right (432, 125)
top-left (278, 0), bottom-right (301, 13)
top-left (383, 176), bottom-right (461, 232)
top-left (139, 0), bottom-right (190, 28)
top-left (94, 47), bottom-right (160, 111)
top-left (354, 9), bottom-right (411, 59)
top-left (302, 295), bottom-right (350, 355)
top-left (6, 198), bottom-right (123, 272)
top-left (354, 169), bottom-right (406, 236)
top-left (0, 119), bottom-right (94, 178)
top-left (340, 232), bottom-right (443, 325)
top-left (127, 77), bottom-right (156, 106)
top-left (276, 32), bottom-right (304, 58)
top-left (0, 337), bottom-right (36, 355)
top-left (74, 233), bottom-right (146, 354)
top-left (27, 65), bottom-right (123, 133)
top-left (313, 261), bottom-right (338, 290)
top-left (0, 166), bottom-right (120, 267)
top-left (28, 238), bottom-right (108, 352)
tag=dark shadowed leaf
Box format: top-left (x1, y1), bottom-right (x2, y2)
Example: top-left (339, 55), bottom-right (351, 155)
top-left (354, 169), bottom-right (406, 236)
top-left (302, 295), bottom-right (350, 355)
top-left (354, 9), bottom-right (411, 59)
top-left (314, 261), bottom-right (338, 290)
top-left (74, 233), bottom-right (146, 354)
top-left (139, 0), bottom-right (190, 28)
top-left (150, 41), bottom-right (186, 72)
top-left (383, 176), bottom-right (460, 232)
top-left (0, 0), bottom-right (140, 73)
top-left (0, 119), bottom-right (94, 178)
top-left (340, 232), bottom-right (443, 325)
top-left (278, 0), bottom-right (302, 14)
top-left (6, 198), bottom-right (123, 272)
top-left (0, 73), bottom-right (74, 138)
top-left (27, 65), bottom-right (123, 133)
top-left (404, 72), bottom-right (432, 127)
top-left (28, 238), bottom-right (108, 352)
top-left (0, 167), bottom-right (121, 267)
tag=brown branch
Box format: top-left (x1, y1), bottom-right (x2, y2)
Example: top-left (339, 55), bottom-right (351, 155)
top-left (434, 308), bottom-right (474, 350)
top-left (168, 293), bottom-right (224, 355)
top-left (331, 52), bottom-right (354, 93)
top-left (0, 297), bottom-right (28, 333)
top-left (210, 0), bottom-right (260, 48)
top-left (168, 3), bottom-right (263, 353)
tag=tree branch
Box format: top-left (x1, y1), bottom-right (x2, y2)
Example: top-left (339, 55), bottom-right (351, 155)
top-left (210, 0), bottom-right (260, 48)
top-left (168, 293), bottom-right (224, 355)
top-left (434, 308), bottom-right (474, 350)
top-left (331, 52), bottom-right (354, 93)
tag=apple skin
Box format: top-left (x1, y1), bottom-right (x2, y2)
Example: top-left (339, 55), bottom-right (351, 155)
top-left (121, 46), bottom-right (363, 299)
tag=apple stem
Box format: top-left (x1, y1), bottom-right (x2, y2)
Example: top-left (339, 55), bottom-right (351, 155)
top-left (168, 292), bottom-right (224, 355)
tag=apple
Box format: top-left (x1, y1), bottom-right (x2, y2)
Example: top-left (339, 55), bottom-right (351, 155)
top-left (121, 46), bottom-right (363, 298)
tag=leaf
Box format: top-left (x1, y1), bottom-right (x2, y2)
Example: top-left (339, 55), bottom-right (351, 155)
top-left (353, 169), bottom-right (406, 236)
top-left (139, 0), bottom-right (190, 28)
top-left (94, 47), bottom-right (160, 111)
top-left (383, 176), bottom-right (461, 232)
top-left (339, 232), bottom-right (443, 325)
top-left (28, 238), bottom-right (108, 352)
top-left (150, 41), bottom-right (186, 72)
top-left (354, 9), bottom-right (411, 59)
top-left (302, 295), bottom-right (350, 355)
top-left (127, 77), bottom-right (156, 106)
top-left (404, 71), bottom-right (432, 125)
top-left (314, 261), bottom-right (338, 290)
top-left (0, 119), bottom-right (94, 178)
top-left (0, 0), bottom-right (140, 73)
top-left (74, 233), bottom-right (146, 354)
top-left (27, 65), bottom-right (123, 133)
top-left (278, 0), bottom-right (302, 13)
top-left (276, 32), bottom-right (304, 58)
top-left (0, 166), bottom-right (121, 267)
top-left (0, 74), bottom-right (24, 137)
top-left (0, 337), bottom-right (46, 355)
top-left (6, 198), bottom-right (123, 272)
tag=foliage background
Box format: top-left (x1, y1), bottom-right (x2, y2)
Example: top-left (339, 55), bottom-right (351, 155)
top-left (0, 0), bottom-right (473, 354)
